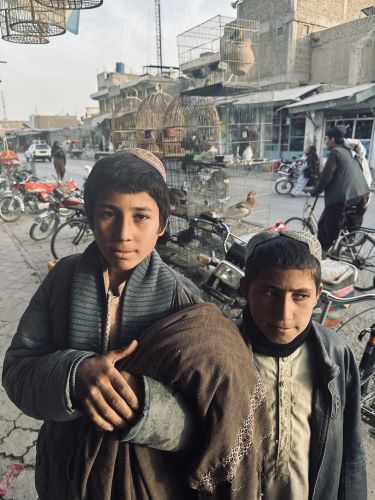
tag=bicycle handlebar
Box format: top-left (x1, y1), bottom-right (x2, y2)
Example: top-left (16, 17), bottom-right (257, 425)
top-left (320, 290), bottom-right (375, 305)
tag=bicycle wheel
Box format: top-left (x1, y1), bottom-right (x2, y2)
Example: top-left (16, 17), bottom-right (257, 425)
top-left (284, 217), bottom-right (314, 234)
top-left (29, 214), bottom-right (59, 241)
top-left (335, 231), bottom-right (375, 291)
top-left (51, 218), bottom-right (93, 259)
top-left (0, 195), bottom-right (23, 222)
top-left (274, 179), bottom-right (293, 195)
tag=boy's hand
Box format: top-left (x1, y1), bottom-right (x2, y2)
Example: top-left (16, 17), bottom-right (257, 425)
top-left (75, 340), bottom-right (140, 432)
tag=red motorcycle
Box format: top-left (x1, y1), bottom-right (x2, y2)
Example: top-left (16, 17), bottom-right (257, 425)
top-left (0, 178), bottom-right (77, 223)
top-left (29, 187), bottom-right (84, 241)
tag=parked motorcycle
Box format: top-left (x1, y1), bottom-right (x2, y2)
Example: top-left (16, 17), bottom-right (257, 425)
top-left (29, 188), bottom-right (84, 241)
top-left (0, 178), bottom-right (77, 223)
top-left (274, 157), bottom-right (302, 195)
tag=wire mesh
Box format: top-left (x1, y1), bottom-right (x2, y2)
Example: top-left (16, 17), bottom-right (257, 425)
top-left (0, 6), bottom-right (49, 42)
top-left (160, 156), bottom-right (273, 270)
top-left (162, 95), bottom-right (220, 157)
top-left (6, 0), bottom-right (65, 36)
top-left (34, 0), bottom-right (102, 9)
top-left (111, 90), bottom-right (142, 151)
top-left (135, 87), bottom-right (172, 155)
top-left (177, 15), bottom-right (260, 90)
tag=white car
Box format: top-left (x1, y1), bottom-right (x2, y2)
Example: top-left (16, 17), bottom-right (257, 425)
top-left (25, 143), bottom-right (52, 162)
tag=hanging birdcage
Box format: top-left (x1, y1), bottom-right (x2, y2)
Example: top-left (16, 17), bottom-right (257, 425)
top-left (135, 86), bottom-right (172, 155)
top-left (162, 94), bottom-right (220, 157)
top-left (177, 15), bottom-right (260, 91)
top-left (0, 5), bottom-right (49, 42)
top-left (6, 0), bottom-right (65, 36)
top-left (34, 0), bottom-right (102, 9)
top-left (111, 89), bottom-right (142, 152)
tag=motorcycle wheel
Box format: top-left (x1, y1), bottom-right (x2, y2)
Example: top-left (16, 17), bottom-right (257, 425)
top-left (0, 195), bottom-right (23, 222)
top-left (275, 179), bottom-right (293, 195)
top-left (29, 214), bottom-right (59, 241)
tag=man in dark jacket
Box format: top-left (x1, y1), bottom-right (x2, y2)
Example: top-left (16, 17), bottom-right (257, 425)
top-left (311, 126), bottom-right (369, 256)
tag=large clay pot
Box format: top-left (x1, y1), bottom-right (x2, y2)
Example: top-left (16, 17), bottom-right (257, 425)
top-left (221, 39), bottom-right (255, 77)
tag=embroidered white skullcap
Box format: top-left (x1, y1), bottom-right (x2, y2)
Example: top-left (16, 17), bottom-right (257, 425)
top-left (117, 147), bottom-right (167, 182)
top-left (245, 230), bottom-right (322, 263)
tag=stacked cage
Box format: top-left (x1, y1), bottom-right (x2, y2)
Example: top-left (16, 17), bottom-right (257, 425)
top-left (111, 90), bottom-right (142, 151)
top-left (177, 15), bottom-right (260, 91)
top-left (162, 94), bottom-right (220, 157)
top-left (135, 86), bottom-right (172, 155)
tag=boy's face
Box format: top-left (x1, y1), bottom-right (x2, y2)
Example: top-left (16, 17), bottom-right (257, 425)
top-left (241, 266), bottom-right (322, 344)
top-left (93, 189), bottom-right (165, 280)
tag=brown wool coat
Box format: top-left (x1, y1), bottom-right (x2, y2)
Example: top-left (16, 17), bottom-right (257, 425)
top-left (69, 303), bottom-right (271, 500)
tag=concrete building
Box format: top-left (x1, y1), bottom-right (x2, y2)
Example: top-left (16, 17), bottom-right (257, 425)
top-left (29, 114), bottom-right (78, 129)
top-left (237, 0), bottom-right (373, 89)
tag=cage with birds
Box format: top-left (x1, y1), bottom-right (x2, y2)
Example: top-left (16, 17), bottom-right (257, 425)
top-left (177, 15), bottom-right (260, 92)
top-left (6, 0), bottom-right (66, 36)
top-left (111, 89), bottom-right (142, 151)
top-left (135, 85), bottom-right (172, 155)
top-left (162, 94), bottom-right (220, 157)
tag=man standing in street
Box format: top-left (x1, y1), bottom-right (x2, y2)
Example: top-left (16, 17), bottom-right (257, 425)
top-left (311, 126), bottom-right (370, 257)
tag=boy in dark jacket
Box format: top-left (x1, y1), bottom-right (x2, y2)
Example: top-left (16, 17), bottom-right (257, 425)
top-left (239, 230), bottom-right (366, 499)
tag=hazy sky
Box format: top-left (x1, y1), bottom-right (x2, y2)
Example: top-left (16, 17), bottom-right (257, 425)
top-left (0, 0), bottom-right (235, 121)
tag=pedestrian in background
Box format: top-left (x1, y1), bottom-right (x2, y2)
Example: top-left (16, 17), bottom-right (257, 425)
top-left (291, 144), bottom-right (320, 196)
top-left (311, 126), bottom-right (369, 257)
top-left (52, 143), bottom-right (66, 180)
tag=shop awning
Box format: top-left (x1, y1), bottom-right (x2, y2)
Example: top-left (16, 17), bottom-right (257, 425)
top-left (91, 113), bottom-right (112, 126)
top-left (214, 83), bottom-right (323, 107)
top-left (284, 83), bottom-right (375, 114)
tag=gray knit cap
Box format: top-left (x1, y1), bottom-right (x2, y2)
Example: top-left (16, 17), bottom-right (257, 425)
top-left (245, 230), bottom-right (322, 263)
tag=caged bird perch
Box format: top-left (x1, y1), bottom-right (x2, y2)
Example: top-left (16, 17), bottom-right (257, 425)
top-left (162, 94), bottom-right (220, 157)
top-left (135, 85), bottom-right (172, 155)
top-left (177, 15), bottom-right (260, 92)
top-left (111, 89), bottom-right (142, 152)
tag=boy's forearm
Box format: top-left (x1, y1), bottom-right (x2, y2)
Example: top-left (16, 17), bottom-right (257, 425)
top-left (118, 376), bottom-right (194, 452)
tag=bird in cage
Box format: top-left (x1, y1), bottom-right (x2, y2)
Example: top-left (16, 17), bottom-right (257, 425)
top-left (176, 226), bottom-right (196, 246)
top-left (169, 186), bottom-right (187, 211)
top-left (223, 191), bottom-right (257, 221)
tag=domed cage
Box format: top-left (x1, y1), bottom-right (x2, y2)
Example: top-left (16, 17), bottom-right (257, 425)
top-left (34, 0), bottom-right (102, 9)
top-left (6, 0), bottom-right (65, 37)
top-left (162, 94), bottom-right (220, 157)
top-left (111, 90), bottom-right (142, 152)
top-left (0, 6), bottom-right (49, 43)
top-left (135, 86), bottom-right (172, 155)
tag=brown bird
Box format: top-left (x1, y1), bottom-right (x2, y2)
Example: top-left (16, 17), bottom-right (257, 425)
top-left (224, 191), bottom-right (257, 221)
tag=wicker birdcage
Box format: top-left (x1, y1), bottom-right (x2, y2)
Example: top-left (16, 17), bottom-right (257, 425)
top-left (0, 5), bottom-right (49, 42)
top-left (135, 86), bottom-right (172, 155)
top-left (6, 0), bottom-right (65, 36)
top-left (162, 95), bottom-right (220, 157)
top-left (34, 0), bottom-right (102, 9)
top-left (111, 89), bottom-right (142, 151)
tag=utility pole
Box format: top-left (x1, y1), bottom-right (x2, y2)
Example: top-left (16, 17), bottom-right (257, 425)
top-left (155, 0), bottom-right (163, 69)
top-left (1, 91), bottom-right (7, 121)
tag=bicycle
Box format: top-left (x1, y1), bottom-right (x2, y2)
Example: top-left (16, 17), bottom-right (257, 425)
top-left (318, 290), bottom-right (375, 427)
top-left (284, 197), bottom-right (375, 291)
top-left (50, 215), bottom-right (93, 259)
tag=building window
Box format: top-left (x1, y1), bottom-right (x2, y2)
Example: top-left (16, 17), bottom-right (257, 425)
top-left (325, 115), bottom-right (374, 158)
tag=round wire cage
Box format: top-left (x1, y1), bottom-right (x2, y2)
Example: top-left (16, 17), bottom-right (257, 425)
top-left (6, 0), bottom-right (66, 36)
top-left (162, 95), bottom-right (220, 157)
top-left (111, 90), bottom-right (142, 151)
top-left (0, 7), bottom-right (49, 42)
top-left (34, 0), bottom-right (103, 10)
top-left (135, 86), bottom-right (172, 154)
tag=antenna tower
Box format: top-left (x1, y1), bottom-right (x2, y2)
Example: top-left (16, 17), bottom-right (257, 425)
top-left (155, 0), bottom-right (163, 69)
